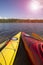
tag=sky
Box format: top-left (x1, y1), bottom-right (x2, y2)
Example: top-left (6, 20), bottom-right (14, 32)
top-left (0, 0), bottom-right (43, 19)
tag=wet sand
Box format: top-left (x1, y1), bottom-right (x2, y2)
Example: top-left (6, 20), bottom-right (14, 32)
top-left (14, 38), bottom-right (32, 65)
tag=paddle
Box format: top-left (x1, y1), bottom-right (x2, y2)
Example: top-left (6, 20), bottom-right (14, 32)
top-left (32, 33), bottom-right (43, 41)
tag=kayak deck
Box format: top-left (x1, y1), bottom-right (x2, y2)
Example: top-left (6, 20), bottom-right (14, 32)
top-left (14, 37), bottom-right (32, 65)
top-left (22, 32), bottom-right (43, 65)
top-left (0, 32), bottom-right (21, 65)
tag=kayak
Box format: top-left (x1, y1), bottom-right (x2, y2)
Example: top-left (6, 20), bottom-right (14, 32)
top-left (0, 32), bottom-right (21, 65)
top-left (0, 41), bottom-right (8, 50)
top-left (32, 33), bottom-right (43, 41)
top-left (22, 32), bottom-right (43, 65)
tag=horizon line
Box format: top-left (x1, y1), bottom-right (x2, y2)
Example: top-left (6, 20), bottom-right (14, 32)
top-left (0, 17), bottom-right (43, 20)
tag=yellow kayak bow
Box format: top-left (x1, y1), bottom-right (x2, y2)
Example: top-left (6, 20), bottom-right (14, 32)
top-left (32, 33), bottom-right (43, 41)
top-left (0, 32), bottom-right (21, 65)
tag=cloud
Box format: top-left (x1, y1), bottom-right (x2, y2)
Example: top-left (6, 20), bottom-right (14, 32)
top-left (0, 16), bottom-right (7, 19)
top-left (0, 16), bottom-right (15, 19)
top-left (0, 16), bottom-right (3, 19)
top-left (0, 16), bottom-right (9, 19)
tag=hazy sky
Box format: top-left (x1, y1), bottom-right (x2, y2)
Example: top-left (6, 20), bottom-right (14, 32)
top-left (0, 0), bottom-right (43, 19)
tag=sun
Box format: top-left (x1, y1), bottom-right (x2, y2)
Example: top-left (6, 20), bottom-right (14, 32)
top-left (30, 1), bottom-right (40, 12)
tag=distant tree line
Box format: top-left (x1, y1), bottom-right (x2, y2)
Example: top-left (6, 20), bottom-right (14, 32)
top-left (0, 19), bottom-right (43, 23)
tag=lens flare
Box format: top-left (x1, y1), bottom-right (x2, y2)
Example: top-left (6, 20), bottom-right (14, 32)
top-left (30, 1), bottom-right (40, 12)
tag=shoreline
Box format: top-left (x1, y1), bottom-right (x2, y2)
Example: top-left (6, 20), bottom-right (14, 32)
top-left (0, 19), bottom-right (43, 23)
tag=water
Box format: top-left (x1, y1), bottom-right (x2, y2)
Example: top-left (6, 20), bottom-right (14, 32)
top-left (0, 23), bottom-right (43, 34)
top-left (0, 23), bottom-right (43, 43)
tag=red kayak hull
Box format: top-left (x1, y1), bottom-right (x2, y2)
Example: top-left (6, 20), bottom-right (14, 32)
top-left (22, 32), bottom-right (43, 65)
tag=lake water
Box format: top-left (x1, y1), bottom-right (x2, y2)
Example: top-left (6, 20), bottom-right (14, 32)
top-left (0, 23), bottom-right (43, 34)
top-left (0, 23), bottom-right (43, 42)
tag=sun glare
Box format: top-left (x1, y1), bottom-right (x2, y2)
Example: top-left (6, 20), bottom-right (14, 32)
top-left (29, 1), bottom-right (40, 12)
